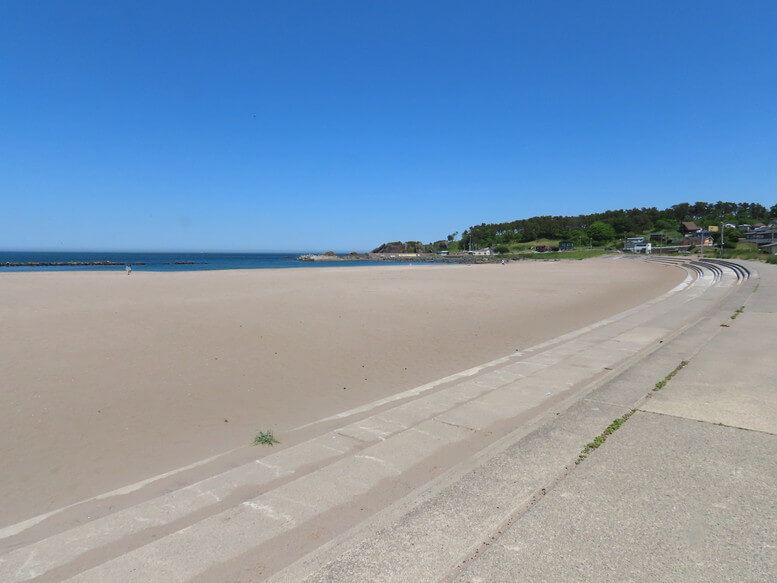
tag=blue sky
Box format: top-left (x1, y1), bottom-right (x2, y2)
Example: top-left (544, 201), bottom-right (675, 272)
top-left (2, 1), bottom-right (775, 252)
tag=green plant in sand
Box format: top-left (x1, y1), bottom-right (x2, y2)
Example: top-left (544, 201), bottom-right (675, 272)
top-left (253, 430), bottom-right (279, 446)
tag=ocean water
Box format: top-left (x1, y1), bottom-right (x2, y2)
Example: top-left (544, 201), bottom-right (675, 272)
top-left (0, 251), bottom-right (413, 272)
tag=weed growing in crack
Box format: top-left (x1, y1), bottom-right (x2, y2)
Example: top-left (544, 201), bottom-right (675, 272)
top-left (576, 409), bottom-right (636, 464)
top-left (652, 360), bottom-right (689, 392)
top-left (575, 360), bottom-right (691, 464)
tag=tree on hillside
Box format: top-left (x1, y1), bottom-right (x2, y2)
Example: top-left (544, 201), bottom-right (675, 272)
top-left (750, 203), bottom-right (769, 220)
top-left (688, 201), bottom-right (711, 218)
top-left (586, 221), bottom-right (616, 245)
top-left (608, 216), bottom-right (632, 234)
top-left (722, 227), bottom-right (743, 248)
top-left (668, 203), bottom-right (691, 220)
top-left (654, 219), bottom-right (676, 232)
top-left (566, 229), bottom-right (590, 247)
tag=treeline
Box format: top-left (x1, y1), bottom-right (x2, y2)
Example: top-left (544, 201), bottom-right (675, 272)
top-left (459, 201), bottom-right (776, 249)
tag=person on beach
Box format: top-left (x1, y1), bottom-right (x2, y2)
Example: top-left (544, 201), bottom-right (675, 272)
top-left (125, 265), bottom-right (132, 275)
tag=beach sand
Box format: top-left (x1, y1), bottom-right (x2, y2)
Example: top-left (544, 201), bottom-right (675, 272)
top-left (0, 258), bottom-right (683, 527)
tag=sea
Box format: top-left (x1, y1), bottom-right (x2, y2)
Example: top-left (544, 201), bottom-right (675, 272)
top-left (0, 251), bottom-right (415, 272)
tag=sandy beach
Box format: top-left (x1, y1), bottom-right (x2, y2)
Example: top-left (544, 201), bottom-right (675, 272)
top-left (0, 258), bottom-right (683, 527)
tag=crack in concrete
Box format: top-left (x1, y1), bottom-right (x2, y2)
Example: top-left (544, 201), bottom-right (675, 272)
top-left (636, 409), bottom-right (777, 436)
top-left (433, 418), bottom-right (478, 432)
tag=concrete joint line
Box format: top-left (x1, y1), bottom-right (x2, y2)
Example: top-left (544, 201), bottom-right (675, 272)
top-left (582, 397), bottom-right (633, 409)
top-left (635, 409), bottom-right (777, 437)
top-left (433, 418), bottom-right (479, 433)
top-left (439, 458), bottom-right (577, 583)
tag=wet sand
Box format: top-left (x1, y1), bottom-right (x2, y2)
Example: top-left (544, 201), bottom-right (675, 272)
top-left (0, 258), bottom-right (683, 527)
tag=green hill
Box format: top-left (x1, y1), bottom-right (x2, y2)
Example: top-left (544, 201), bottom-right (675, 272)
top-left (372, 201), bottom-right (775, 256)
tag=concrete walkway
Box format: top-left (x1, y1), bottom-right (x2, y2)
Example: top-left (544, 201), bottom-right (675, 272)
top-left (2, 258), bottom-right (774, 582)
top-left (451, 262), bottom-right (777, 582)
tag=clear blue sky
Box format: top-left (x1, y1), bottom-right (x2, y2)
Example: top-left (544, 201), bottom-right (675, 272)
top-left (2, 1), bottom-right (775, 252)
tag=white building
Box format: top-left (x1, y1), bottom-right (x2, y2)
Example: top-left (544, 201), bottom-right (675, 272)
top-left (625, 241), bottom-right (652, 254)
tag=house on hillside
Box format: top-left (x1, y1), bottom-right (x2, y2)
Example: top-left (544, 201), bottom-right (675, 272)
top-left (684, 235), bottom-right (714, 247)
top-left (679, 221), bottom-right (701, 235)
top-left (624, 237), bottom-right (651, 253)
top-left (636, 243), bottom-right (652, 253)
top-left (625, 242), bottom-right (652, 253)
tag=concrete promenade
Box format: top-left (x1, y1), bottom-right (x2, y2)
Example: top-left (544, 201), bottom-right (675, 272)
top-left (1, 258), bottom-right (774, 582)
top-left (451, 261), bottom-right (777, 582)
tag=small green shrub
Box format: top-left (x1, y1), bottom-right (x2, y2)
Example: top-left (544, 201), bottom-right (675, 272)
top-left (253, 430), bottom-right (279, 446)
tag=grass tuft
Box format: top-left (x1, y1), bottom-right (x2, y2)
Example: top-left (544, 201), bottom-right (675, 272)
top-left (576, 410), bottom-right (635, 463)
top-left (730, 306), bottom-right (745, 320)
top-left (253, 430), bottom-right (279, 446)
top-left (652, 360), bottom-right (689, 392)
